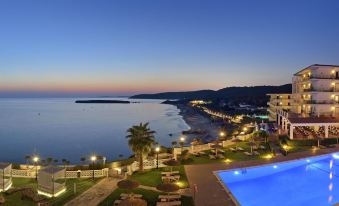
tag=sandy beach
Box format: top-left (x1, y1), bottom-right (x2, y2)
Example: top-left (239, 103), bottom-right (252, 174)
top-left (175, 103), bottom-right (220, 143)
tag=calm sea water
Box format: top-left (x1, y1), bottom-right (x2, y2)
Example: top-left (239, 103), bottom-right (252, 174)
top-left (0, 98), bottom-right (190, 163)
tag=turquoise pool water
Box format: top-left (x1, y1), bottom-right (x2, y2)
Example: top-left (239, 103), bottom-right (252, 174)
top-left (217, 153), bottom-right (339, 206)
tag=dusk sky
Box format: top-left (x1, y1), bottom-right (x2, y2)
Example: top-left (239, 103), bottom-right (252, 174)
top-left (1, 0), bottom-right (339, 97)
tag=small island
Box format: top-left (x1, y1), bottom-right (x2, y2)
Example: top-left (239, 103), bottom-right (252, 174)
top-left (75, 100), bottom-right (130, 104)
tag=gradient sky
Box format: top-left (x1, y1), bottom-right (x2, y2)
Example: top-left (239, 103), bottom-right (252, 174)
top-left (1, 0), bottom-right (339, 97)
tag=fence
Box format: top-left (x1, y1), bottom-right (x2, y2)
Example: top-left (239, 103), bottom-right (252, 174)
top-left (11, 168), bottom-right (108, 179)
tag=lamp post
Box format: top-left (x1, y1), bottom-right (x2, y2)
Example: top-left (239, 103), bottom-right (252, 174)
top-left (219, 131), bottom-right (225, 140)
top-left (180, 137), bottom-right (185, 154)
top-left (91, 155), bottom-right (97, 181)
top-left (33, 156), bottom-right (39, 180)
top-left (155, 146), bottom-right (160, 169)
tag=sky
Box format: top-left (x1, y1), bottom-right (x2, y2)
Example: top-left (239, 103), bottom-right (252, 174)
top-left (1, 0), bottom-right (339, 97)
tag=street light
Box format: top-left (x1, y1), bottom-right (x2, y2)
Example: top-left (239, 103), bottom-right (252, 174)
top-left (91, 155), bottom-right (97, 180)
top-left (180, 137), bottom-right (185, 154)
top-left (155, 146), bottom-right (160, 169)
top-left (33, 156), bottom-right (39, 180)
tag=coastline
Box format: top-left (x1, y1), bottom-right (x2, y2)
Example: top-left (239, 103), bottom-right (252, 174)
top-left (175, 103), bottom-right (219, 143)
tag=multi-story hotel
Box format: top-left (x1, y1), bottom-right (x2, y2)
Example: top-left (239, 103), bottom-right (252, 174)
top-left (268, 64), bottom-right (339, 139)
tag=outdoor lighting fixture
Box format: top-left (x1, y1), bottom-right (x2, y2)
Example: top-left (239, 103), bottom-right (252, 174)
top-left (263, 154), bottom-right (273, 159)
top-left (233, 171), bottom-right (240, 175)
top-left (332, 153), bottom-right (339, 159)
top-left (155, 146), bottom-right (160, 169)
top-left (220, 132), bottom-right (225, 137)
top-left (180, 137), bottom-right (185, 142)
top-left (332, 82), bottom-right (336, 86)
top-left (331, 106), bottom-right (335, 111)
top-left (332, 94), bottom-right (335, 99)
top-left (273, 165), bottom-right (278, 169)
top-left (91, 155), bottom-right (97, 162)
top-left (332, 70), bottom-right (336, 74)
top-left (33, 156), bottom-right (39, 163)
top-left (225, 159), bottom-right (232, 163)
top-left (243, 127), bottom-right (248, 132)
top-left (90, 155), bottom-right (97, 180)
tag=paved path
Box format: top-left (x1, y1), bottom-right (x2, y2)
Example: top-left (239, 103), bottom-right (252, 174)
top-left (64, 177), bottom-right (118, 206)
top-left (185, 146), bottom-right (339, 206)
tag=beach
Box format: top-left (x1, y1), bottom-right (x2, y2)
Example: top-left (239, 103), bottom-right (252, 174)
top-left (175, 103), bottom-right (220, 143)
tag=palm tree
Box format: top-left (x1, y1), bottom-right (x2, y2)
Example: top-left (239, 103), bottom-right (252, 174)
top-left (171, 141), bottom-right (177, 154)
top-left (25, 155), bottom-right (31, 166)
top-left (126, 122), bottom-right (156, 171)
top-left (252, 130), bottom-right (269, 143)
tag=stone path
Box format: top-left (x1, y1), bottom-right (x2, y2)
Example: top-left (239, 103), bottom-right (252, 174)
top-left (185, 146), bottom-right (339, 206)
top-left (64, 177), bottom-right (118, 206)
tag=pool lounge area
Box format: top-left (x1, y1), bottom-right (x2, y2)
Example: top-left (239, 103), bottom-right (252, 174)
top-left (216, 153), bottom-right (339, 206)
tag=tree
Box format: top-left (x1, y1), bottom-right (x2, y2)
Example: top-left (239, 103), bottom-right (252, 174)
top-left (126, 122), bottom-right (156, 171)
top-left (252, 130), bottom-right (269, 143)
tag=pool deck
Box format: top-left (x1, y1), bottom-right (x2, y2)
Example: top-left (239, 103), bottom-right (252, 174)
top-left (185, 146), bottom-right (339, 206)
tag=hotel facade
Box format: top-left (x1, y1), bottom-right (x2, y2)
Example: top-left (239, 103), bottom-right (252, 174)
top-left (268, 64), bottom-right (339, 139)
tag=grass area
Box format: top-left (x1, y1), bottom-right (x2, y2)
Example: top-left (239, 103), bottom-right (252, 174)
top-left (130, 165), bottom-right (189, 188)
top-left (186, 142), bottom-right (272, 165)
top-left (2, 177), bottom-right (101, 206)
top-left (98, 188), bottom-right (194, 206)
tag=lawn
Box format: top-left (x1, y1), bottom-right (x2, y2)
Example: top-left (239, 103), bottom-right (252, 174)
top-left (2, 177), bottom-right (101, 206)
top-left (129, 165), bottom-right (189, 188)
top-left (98, 188), bottom-right (194, 206)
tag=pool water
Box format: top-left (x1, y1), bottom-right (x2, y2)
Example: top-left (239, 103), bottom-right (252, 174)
top-left (217, 153), bottom-right (339, 206)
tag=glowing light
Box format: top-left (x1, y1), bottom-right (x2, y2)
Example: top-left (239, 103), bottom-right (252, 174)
top-left (332, 153), bottom-right (339, 159)
top-left (329, 183), bottom-right (333, 191)
top-left (331, 94), bottom-right (335, 99)
top-left (155, 146), bottom-right (160, 153)
top-left (330, 160), bottom-right (333, 169)
top-left (180, 137), bottom-right (185, 142)
top-left (330, 172), bottom-right (333, 180)
top-left (306, 159), bottom-right (311, 163)
top-left (328, 195), bottom-right (333, 203)
top-left (225, 159), bottom-right (232, 163)
top-left (38, 188), bottom-right (66, 198)
top-left (332, 70), bottom-right (336, 74)
top-left (331, 106), bottom-right (335, 111)
top-left (263, 154), bottom-right (273, 159)
top-left (273, 165), bottom-right (278, 169)
top-left (33, 156), bottom-right (39, 163)
top-left (220, 132), bottom-right (225, 137)
top-left (176, 181), bottom-right (185, 187)
top-left (332, 82), bottom-right (336, 86)
top-left (234, 171), bottom-right (240, 175)
top-left (91, 155), bottom-right (97, 162)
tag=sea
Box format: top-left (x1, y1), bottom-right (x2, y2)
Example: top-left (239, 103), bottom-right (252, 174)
top-left (0, 98), bottom-right (190, 164)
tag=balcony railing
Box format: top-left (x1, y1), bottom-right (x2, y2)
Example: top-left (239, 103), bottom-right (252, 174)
top-left (302, 100), bottom-right (337, 104)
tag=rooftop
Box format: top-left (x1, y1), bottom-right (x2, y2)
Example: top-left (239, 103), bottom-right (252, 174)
top-left (0, 163), bottom-right (11, 170)
top-left (294, 64), bottom-right (339, 76)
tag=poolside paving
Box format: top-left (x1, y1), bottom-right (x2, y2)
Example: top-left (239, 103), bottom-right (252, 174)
top-left (64, 177), bottom-right (118, 206)
top-left (185, 146), bottom-right (339, 206)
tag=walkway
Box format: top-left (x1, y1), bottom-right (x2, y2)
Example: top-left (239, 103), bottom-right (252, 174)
top-left (185, 146), bottom-right (339, 206)
top-left (64, 177), bottom-right (118, 206)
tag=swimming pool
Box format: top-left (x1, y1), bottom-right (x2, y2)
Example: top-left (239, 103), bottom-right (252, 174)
top-left (216, 153), bottom-right (339, 206)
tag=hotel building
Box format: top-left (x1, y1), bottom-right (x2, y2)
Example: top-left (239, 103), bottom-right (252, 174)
top-left (268, 64), bottom-right (339, 139)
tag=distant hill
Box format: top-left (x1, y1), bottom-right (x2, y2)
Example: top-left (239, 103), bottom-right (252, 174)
top-left (131, 84), bottom-right (292, 107)
top-left (131, 84), bottom-right (292, 100)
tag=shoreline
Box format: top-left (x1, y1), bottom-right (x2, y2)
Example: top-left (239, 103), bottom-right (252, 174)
top-left (175, 103), bottom-right (220, 143)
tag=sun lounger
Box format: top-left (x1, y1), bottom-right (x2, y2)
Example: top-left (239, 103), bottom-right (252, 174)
top-left (161, 171), bottom-right (179, 176)
top-left (237, 147), bottom-right (244, 151)
top-left (209, 154), bottom-right (216, 159)
top-left (162, 175), bottom-right (180, 182)
top-left (217, 154), bottom-right (225, 159)
top-left (229, 147), bottom-right (236, 152)
top-left (158, 195), bottom-right (181, 200)
top-left (253, 151), bottom-right (260, 155)
top-left (198, 151), bottom-right (206, 155)
top-left (244, 152), bottom-right (253, 156)
top-left (156, 201), bottom-right (181, 206)
top-left (114, 200), bottom-right (122, 205)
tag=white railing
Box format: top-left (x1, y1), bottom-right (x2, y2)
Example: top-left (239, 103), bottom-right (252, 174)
top-left (11, 168), bottom-right (108, 179)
